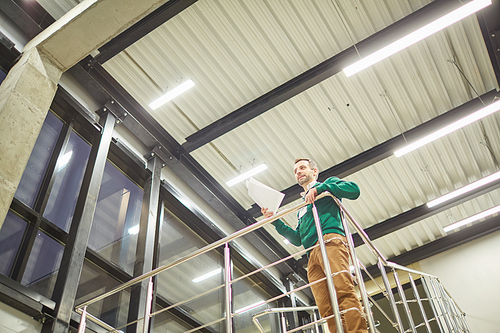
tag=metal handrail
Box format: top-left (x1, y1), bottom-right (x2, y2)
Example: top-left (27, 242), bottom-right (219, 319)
top-left (76, 192), bottom-right (363, 309)
top-left (74, 192), bottom-right (321, 309)
top-left (75, 192), bottom-right (470, 333)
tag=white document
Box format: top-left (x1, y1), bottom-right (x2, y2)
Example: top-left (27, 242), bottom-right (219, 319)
top-left (246, 177), bottom-right (285, 214)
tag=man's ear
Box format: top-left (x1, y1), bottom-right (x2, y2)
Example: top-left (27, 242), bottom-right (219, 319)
top-left (313, 168), bottom-right (319, 179)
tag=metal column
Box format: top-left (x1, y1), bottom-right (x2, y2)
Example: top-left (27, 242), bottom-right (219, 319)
top-left (44, 109), bottom-right (116, 333)
top-left (127, 155), bottom-right (162, 333)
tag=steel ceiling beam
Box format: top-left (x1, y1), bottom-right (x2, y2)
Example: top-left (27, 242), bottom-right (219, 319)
top-left (181, 0), bottom-right (466, 152)
top-left (477, 0), bottom-right (500, 87)
top-left (247, 89), bottom-right (499, 217)
top-left (90, 0), bottom-right (198, 65)
top-left (352, 176), bottom-right (500, 247)
top-left (365, 214), bottom-right (500, 278)
top-left (0, 0), bottom-right (53, 39)
top-left (70, 59), bottom-right (308, 283)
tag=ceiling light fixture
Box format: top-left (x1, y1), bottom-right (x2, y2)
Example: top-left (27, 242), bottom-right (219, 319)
top-left (343, 0), bottom-right (492, 77)
top-left (226, 164), bottom-right (268, 187)
top-left (128, 225), bottom-right (140, 235)
top-left (427, 171), bottom-right (500, 208)
top-left (57, 150), bottom-right (73, 171)
top-left (149, 79), bottom-right (195, 110)
top-left (192, 268), bottom-right (221, 283)
top-left (443, 204), bottom-right (500, 232)
top-left (234, 300), bottom-right (266, 314)
top-left (395, 99), bottom-right (500, 157)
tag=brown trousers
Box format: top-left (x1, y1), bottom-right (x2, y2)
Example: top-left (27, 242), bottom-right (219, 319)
top-left (308, 234), bottom-right (368, 333)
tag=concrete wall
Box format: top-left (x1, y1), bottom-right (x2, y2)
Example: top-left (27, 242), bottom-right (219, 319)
top-left (419, 229), bottom-right (500, 333)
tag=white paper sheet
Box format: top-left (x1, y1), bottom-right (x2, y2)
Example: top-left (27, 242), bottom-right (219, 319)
top-left (246, 177), bottom-right (285, 214)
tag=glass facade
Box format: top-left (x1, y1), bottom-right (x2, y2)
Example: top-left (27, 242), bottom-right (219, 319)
top-left (14, 112), bottom-right (63, 208)
top-left (1, 101), bottom-right (277, 332)
top-left (158, 208), bottom-right (224, 331)
top-left (76, 259), bottom-right (131, 329)
top-left (43, 131), bottom-right (91, 232)
top-left (21, 230), bottom-right (64, 298)
top-left (0, 212), bottom-right (27, 277)
top-left (88, 161), bottom-right (143, 275)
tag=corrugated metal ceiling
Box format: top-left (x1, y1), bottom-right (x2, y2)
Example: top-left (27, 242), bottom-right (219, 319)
top-left (39, 0), bottom-right (500, 271)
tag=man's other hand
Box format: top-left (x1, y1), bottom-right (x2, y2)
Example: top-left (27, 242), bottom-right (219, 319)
top-left (304, 188), bottom-right (317, 204)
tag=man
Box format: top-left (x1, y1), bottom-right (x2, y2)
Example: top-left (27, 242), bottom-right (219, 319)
top-left (262, 158), bottom-right (367, 333)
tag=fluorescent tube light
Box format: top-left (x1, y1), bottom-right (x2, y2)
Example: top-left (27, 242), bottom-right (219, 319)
top-left (226, 164), bottom-right (268, 187)
top-left (149, 79), bottom-right (195, 110)
top-left (192, 268), bottom-right (221, 283)
top-left (443, 204), bottom-right (500, 232)
top-left (128, 225), bottom-right (140, 235)
top-left (57, 150), bottom-right (73, 171)
top-left (395, 99), bottom-right (500, 157)
top-left (234, 300), bottom-right (266, 314)
top-left (427, 171), bottom-right (500, 208)
top-left (343, 0), bottom-right (492, 77)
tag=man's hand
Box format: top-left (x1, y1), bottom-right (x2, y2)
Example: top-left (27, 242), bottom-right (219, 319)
top-left (304, 188), bottom-right (317, 204)
top-left (261, 207), bottom-right (274, 218)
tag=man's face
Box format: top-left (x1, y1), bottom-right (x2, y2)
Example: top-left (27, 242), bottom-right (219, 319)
top-left (294, 160), bottom-right (318, 186)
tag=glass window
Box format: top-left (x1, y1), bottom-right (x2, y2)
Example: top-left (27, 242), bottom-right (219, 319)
top-left (76, 259), bottom-right (131, 329)
top-left (0, 211), bottom-right (27, 277)
top-left (43, 130), bottom-right (91, 231)
top-left (88, 161), bottom-right (143, 275)
top-left (0, 69), bottom-right (6, 85)
top-left (152, 308), bottom-right (194, 333)
top-left (157, 208), bottom-right (223, 331)
top-left (15, 112), bottom-right (63, 208)
top-left (232, 268), bottom-right (274, 332)
top-left (21, 230), bottom-right (63, 298)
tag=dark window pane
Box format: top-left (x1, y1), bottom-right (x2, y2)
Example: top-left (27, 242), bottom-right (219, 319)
top-left (152, 307), bottom-right (194, 332)
top-left (21, 231), bottom-right (63, 298)
top-left (0, 69), bottom-right (6, 84)
top-left (158, 209), bottom-right (223, 331)
top-left (43, 131), bottom-right (91, 231)
top-left (76, 260), bottom-right (131, 329)
top-left (88, 161), bottom-right (143, 274)
top-left (0, 212), bottom-right (27, 277)
top-left (15, 112), bottom-right (63, 208)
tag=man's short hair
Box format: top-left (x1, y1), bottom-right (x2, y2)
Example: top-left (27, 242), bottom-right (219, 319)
top-left (294, 158), bottom-right (318, 171)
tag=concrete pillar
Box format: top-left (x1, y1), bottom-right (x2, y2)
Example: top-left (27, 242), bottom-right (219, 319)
top-left (0, 47), bottom-right (62, 228)
top-left (0, 0), bottom-right (169, 229)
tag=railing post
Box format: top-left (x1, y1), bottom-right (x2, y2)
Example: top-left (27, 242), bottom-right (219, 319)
top-left (421, 276), bottom-right (445, 333)
top-left (408, 275), bottom-right (432, 332)
top-left (313, 311), bottom-right (320, 333)
top-left (428, 278), bottom-right (453, 332)
top-left (311, 203), bottom-right (344, 333)
top-left (378, 259), bottom-right (405, 333)
top-left (339, 211), bottom-right (376, 333)
top-left (443, 286), bottom-right (462, 332)
top-left (435, 280), bottom-right (460, 332)
top-left (143, 277), bottom-right (154, 333)
top-left (77, 306), bottom-right (87, 333)
top-left (224, 243), bottom-right (233, 333)
top-left (393, 270), bottom-right (417, 333)
top-left (281, 312), bottom-right (287, 333)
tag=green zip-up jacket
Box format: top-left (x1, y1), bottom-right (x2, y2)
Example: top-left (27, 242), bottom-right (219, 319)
top-left (271, 177), bottom-right (360, 250)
